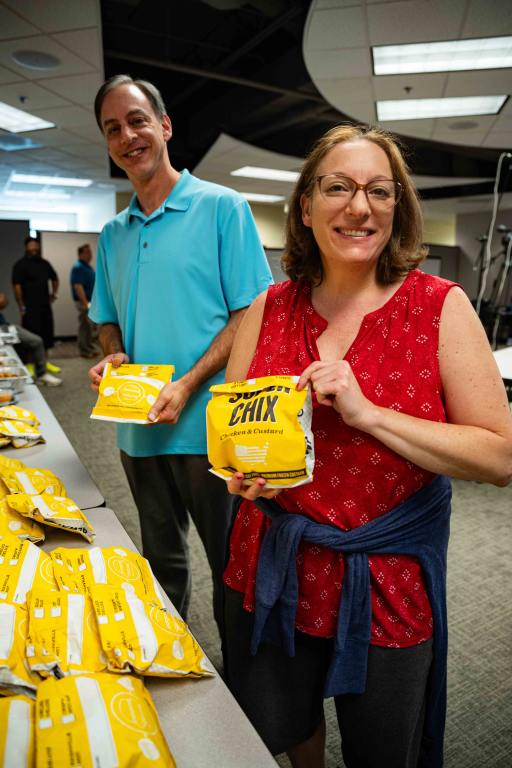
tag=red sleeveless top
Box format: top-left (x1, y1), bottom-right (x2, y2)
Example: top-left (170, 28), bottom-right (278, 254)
top-left (224, 270), bottom-right (457, 646)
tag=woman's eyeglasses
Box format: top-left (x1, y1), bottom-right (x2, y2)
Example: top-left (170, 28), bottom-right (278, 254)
top-left (315, 173), bottom-right (402, 210)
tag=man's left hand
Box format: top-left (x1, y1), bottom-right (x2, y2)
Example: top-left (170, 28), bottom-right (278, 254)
top-left (147, 379), bottom-right (193, 425)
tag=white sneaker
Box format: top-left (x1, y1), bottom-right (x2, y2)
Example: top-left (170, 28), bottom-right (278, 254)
top-left (37, 372), bottom-right (62, 387)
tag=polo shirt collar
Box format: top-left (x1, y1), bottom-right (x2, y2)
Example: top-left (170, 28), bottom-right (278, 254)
top-left (128, 169), bottom-right (193, 221)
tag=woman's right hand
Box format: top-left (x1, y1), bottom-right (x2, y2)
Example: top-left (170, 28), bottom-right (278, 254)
top-left (88, 352), bottom-right (129, 392)
top-left (227, 472), bottom-right (281, 500)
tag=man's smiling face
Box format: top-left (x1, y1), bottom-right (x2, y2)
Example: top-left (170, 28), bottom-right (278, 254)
top-left (100, 84), bottom-right (172, 184)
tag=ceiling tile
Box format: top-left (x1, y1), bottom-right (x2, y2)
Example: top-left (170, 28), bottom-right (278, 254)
top-left (51, 28), bottom-right (101, 68)
top-left (462, 0), bottom-right (512, 37)
top-left (38, 72), bottom-right (103, 106)
top-left (334, 99), bottom-right (376, 123)
top-left (0, 5), bottom-right (39, 39)
top-left (0, 80), bottom-right (68, 109)
top-left (431, 126), bottom-right (488, 146)
top-left (2, 0), bottom-right (99, 34)
top-left (0, 36), bottom-right (96, 81)
top-left (367, 0), bottom-right (465, 45)
top-left (481, 132), bottom-right (512, 149)
top-left (17, 127), bottom-right (89, 146)
top-left (445, 70), bottom-right (512, 98)
top-left (33, 104), bottom-right (96, 128)
top-left (306, 47), bottom-right (372, 79)
top-left (435, 115), bottom-right (498, 133)
top-left (65, 124), bottom-right (104, 142)
top-left (373, 73), bottom-right (447, 100)
top-left (305, 7), bottom-right (368, 50)
top-left (493, 114), bottom-right (512, 131)
top-left (315, 76), bottom-right (373, 101)
top-left (313, 1), bottom-right (363, 9)
top-left (381, 119), bottom-right (435, 140)
top-left (0, 64), bottom-right (24, 84)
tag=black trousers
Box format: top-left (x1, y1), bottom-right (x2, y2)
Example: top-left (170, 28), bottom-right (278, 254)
top-left (224, 588), bottom-right (432, 767)
top-left (23, 303), bottom-right (54, 349)
top-left (120, 452), bottom-right (234, 639)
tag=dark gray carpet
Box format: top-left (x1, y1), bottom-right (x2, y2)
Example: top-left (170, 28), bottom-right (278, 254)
top-left (39, 351), bottom-right (512, 767)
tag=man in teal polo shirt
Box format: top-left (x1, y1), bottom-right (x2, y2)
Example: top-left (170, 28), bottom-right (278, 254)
top-left (88, 75), bottom-right (272, 637)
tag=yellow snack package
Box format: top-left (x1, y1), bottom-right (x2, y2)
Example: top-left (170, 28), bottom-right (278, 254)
top-left (6, 494), bottom-right (95, 543)
top-left (207, 375), bottom-right (315, 488)
top-left (0, 499), bottom-right (45, 544)
top-left (36, 673), bottom-right (176, 768)
top-left (25, 589), bottom-right (106, 679)
top-left (0, 694), bottom-right (35, 766)
top-left (0, 405), bottom-right (39, 426)
top-left (0, 419), bottom-right (44, 449)
top-left (0, 533), bottom-right (56, 604)
top-left (50, 546), bottom-right (165, 606)
top-left (0, 455), bottom-right (26, 475)
top-left (91, 362), bottom-right (175, 423)
top-left (0, 601), bottom-right (41, 695)
top-left (1, 467), bottom-right (66, 497)
top-left (90, 584), bottom-right (212, 678)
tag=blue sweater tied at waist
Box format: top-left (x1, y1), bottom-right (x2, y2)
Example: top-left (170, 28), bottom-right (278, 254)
top-left (251, 474), bottom-right (452, 768)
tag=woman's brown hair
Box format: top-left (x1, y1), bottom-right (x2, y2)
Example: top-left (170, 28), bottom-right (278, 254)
top-left (282, 124), bottom-right (427, 285)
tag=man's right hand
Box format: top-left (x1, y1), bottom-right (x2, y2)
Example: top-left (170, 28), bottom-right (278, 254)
top-left (88, 352), bottom-right (129, 392)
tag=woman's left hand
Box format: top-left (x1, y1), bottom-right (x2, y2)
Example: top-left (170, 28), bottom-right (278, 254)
top-left (297, 360), bottom-right (376, 431)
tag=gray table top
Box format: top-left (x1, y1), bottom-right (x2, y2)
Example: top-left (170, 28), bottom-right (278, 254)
top-left (2, 383), bottom-right (104, 510)
top-left (42, 506), bottom-right (277, 768)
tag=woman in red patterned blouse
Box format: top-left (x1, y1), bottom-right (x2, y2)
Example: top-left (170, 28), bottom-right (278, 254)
top-left (222, 125), bottom-right (512, 768)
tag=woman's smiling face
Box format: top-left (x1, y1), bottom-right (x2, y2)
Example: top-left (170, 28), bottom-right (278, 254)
top-left (301, 139), bottom-right (396, 273)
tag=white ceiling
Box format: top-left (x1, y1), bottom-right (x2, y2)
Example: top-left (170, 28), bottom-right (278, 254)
top-left (0, 0), bottom-right (130, 221)
top-left (304, 0), bottom-right (512, 149)
top-left (0, 0), bottom-right (510, 224)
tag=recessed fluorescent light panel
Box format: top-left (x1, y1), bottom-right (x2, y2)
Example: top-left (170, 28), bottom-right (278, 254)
top-left (242, 192), bottom-right (285, 203)
top-left (4, 189), bottom-right (71, 200)
top-left (377, 95), bottom-right (507, 121)
top-left (373, 36), bottom-right (512, 75)
top-left (11, 173), bottom-right (93, 187)
top-left (232, 166), bottom-right (299, 182)
top-left (0, 134), bottom-right (43, 151)
top-left (0, 102), bottom-right (55, 133)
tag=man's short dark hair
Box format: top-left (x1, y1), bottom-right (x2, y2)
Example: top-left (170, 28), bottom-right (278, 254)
top-left (94, 74), bottom-right (167, 131)
top-left (24, 236), bottom-right (39, 247)
top-left (78, 244), bottom-right (90, 256)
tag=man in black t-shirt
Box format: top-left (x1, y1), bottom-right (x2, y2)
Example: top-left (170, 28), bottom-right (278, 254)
top-left (12, 237), bottom-right (59, 350)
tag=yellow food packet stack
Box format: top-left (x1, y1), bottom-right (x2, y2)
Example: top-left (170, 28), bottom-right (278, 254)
top-left (1, 467), bottom-right (66, 497)
top-left (207, 375), bottom-right (315, 488)
top-left (0, 499), bottom-right (45, 543)
top-left (25, 589), bottom-right (106, 679)
top-left (6, 494), bottom-right (95, 543)
top-left (0, 534), bottom-right (56, 604)
top-left (0, 405), bottom-right (39, 426)
top-left (0, 419), bottom-right (44, 449)
top-left (0, 601), bottom-right (41, 695)
top-left (0, 695), bottom-right (35, 766)
top-left (49, 546), bottom-right (164, 606)
top-left (35, 674), bottom-right (176, 768)
top-left (91, 362), bottom-right (175, 423)
top-left (90, 584), bottom-right (212, 678)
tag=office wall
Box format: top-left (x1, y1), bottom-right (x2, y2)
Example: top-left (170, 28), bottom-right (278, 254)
top-left (0, 219), bottom-right (30, 321)
top-left (424, 215), bottom-right (456, 246)
top-left (41, 231), bottom-right (99, 337)
top-left (248, 203), bottom-right (286, 248)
